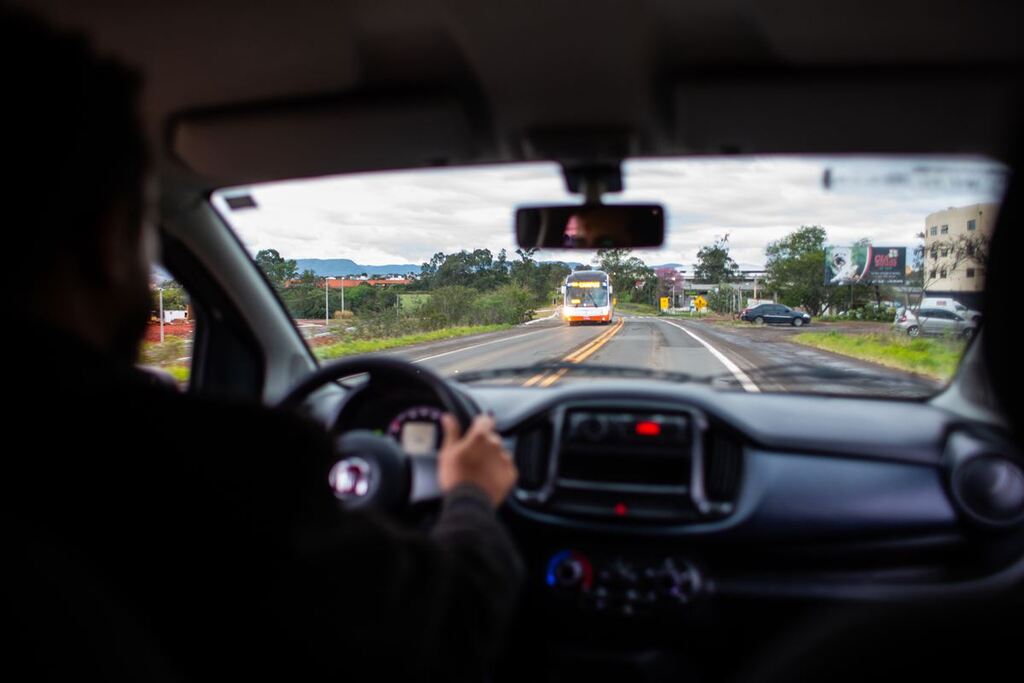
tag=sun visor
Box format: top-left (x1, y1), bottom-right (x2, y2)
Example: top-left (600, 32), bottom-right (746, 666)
top-left (171, 96), bottom-right (477, 185)
top-left (673, 73), bottom-right (1020, 157)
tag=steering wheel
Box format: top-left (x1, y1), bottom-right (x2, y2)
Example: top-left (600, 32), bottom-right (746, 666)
top-left (278, 356), bottom-right (477, 511)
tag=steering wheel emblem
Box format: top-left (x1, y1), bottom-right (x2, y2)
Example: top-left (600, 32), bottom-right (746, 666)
top-left (329, 457), bottom-right (372, 499)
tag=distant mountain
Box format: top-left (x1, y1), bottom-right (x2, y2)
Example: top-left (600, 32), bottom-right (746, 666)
top-left (297, 258), bottom-right (587, 275)
top-left (294, 259), bottom-right (420, 276)
top-left (291, 258), bottom-right (763, 277)
top-left (540, 260), bottom-right (584, 269)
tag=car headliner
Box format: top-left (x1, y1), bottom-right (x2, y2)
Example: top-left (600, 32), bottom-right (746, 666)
top-left (18, 0), bottom-right (1024, 192)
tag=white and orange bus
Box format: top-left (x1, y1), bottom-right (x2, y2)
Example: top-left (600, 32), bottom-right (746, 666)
top-left (562, 270), bottom-right (614, 325)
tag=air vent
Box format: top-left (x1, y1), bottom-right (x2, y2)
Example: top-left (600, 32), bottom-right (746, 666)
top-left (945, 430), bottom-right (1024, 530)
top-left (704, 432), bottom-right (743, 502)
top-left (514, 423), bottom-right (552, 492)
top-left (952, 455), bottom-right (1024, 528)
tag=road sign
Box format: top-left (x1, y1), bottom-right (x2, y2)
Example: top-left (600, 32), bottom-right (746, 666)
top-left (659, 297), bottom-right (670, 311)
top-left (694, 296), bottom-right (707, 311)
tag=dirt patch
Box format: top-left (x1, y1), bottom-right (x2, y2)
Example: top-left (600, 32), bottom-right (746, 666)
top-left (144, 322), bottom-right (194, 343)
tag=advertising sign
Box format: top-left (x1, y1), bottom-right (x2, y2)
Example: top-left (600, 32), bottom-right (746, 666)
top-left (825, 245), bottom-right (906, 285)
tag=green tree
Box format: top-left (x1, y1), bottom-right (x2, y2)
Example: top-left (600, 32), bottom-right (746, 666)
top-left (763, 225), bottom-right (831, 315)
top-left (254, 249), bottom-right (298, 290)
top-left (706, 283), bottom-right (737, 314)
top-left (536, 261), bottom-right (571, 304)
top-left (510, 248), bottom-right (538, 289)
top-left (345, 284), bottom-right (398, 314)
top-left (278, 269), bottom-right (326, 319)
top-left (151, 281), bottom-right (189, 313)
top-left (594, 249), bottom-right (654, 303)
top-left (694, 235), bottom-right (739, 283)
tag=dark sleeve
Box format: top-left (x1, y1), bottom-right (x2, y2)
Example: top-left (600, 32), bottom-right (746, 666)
top-left (266, 414), bottom-right (524, 681)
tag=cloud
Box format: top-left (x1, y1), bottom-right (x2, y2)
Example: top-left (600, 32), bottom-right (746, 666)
top-left (212, 157), bottom-right (1005, 269)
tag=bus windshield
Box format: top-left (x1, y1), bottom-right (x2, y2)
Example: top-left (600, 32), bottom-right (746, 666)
top-left (566, 286), bottom-right (609, 307)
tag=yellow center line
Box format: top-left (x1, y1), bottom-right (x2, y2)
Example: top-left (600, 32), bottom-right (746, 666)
top-left (522, 319), bottom-right (625, 387)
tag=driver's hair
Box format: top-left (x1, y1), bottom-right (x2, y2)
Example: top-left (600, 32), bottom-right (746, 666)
top-left (4, 7), bottom-right (148, 288)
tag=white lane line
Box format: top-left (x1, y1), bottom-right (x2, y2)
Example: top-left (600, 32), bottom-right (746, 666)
top-left (411, 328), bottom-right (550, 363)
top-left (524, 308), bottom-right (560, 325)
top-left (658, 319), bottom-right (761, 393)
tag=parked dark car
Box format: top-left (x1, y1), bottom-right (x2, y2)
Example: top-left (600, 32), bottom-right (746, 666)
top-left (740, 303), bottom-right (812, 326)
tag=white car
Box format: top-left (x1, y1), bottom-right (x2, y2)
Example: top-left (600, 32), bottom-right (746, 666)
top-left (895, 298), bottom-right (982, 324)
top-left (919, 297), bottom-right (982, 323)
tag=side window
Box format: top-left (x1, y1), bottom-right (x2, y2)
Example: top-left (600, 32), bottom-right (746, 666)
top-left (139, 274), bottom-right (194, 389)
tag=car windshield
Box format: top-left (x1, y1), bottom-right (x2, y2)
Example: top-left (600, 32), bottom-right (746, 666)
top-left (213, 155), bottom-right (1007, 397)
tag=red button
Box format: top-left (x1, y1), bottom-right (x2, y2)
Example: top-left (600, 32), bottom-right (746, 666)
top-left (635, 421), bottom-right (661, 436)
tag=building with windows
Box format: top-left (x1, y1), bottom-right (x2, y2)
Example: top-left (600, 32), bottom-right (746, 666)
top-left (923, 203), bottom-right (996, 309)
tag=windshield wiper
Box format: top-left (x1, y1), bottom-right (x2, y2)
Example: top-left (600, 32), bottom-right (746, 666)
top-left (456, 362), bottom-right (700, 385)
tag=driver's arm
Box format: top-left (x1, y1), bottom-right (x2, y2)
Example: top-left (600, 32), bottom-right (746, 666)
top-left (282, 414), bottom-right (523, 679)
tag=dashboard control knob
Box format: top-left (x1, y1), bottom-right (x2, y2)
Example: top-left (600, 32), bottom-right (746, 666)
top-left (656, 559), bottom-right (702, 604)
top-left (556, 558), bottom-right (583, 586)
top-left (546, 550), bottom-right (593, 591)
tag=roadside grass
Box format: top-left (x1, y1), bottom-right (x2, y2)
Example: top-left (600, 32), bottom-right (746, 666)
top-left (615, 302), bottom-right (659, 315)
top-left (163, 364), bottom-right (191, 382)
top-left (314, 324), bottom-right (512, 360)
top-left (531, 306), bottom-right (558, 318)
top-left (658, 310), bottom-right (701, 318)
top-left (792, 331), bottom-right (965, 381)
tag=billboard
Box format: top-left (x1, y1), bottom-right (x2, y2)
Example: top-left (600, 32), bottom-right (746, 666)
top-left (825, 245), bottom-right (906, 285)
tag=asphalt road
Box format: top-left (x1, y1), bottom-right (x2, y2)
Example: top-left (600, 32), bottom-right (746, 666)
top-left (385, 313), bottom-right (940, 397)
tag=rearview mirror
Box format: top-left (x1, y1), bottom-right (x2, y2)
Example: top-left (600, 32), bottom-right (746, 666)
top-left (515, 204), bottom-right (664, 249)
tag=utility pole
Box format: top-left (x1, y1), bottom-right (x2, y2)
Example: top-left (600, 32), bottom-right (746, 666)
top-left (325, 276), bottom-right (337, 325)
top-left (158, 287), bottom-right (164, 343)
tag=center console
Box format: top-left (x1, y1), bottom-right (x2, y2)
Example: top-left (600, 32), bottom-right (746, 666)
top-left (511, 401), bottom-right (745, 615)
top-left (513, 401), bottom-right (743, 523)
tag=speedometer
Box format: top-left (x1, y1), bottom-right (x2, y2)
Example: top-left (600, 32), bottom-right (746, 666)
top-left (387, 405), bottom-right (444, 456)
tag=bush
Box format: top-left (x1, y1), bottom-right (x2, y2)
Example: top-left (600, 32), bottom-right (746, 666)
top-left (470, 285), bottom-right (535, 325)
top-left (418, 286), bottom-right (478, 329)
top-left (832, 305), bottom-right (896, 322)
top-left (706, 284), bottom-right (736, 314)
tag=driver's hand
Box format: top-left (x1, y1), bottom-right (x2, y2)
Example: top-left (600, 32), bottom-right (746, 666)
top-left (438, 414), bottom-right (517, 506)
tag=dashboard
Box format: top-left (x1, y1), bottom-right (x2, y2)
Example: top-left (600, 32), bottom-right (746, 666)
top-left (335, 383), bottom-right (446, 456)
top-left (330, 376), bottom-right (1024, 616)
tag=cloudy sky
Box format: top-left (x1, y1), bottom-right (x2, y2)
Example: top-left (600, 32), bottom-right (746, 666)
top-left (211, 156), bottom-right (1007, 270)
